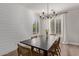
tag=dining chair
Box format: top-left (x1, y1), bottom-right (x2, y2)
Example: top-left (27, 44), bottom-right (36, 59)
top-left (48, 37), bottom-right (61, 56)
top-left (31, 48), bottom-right (43, 56)
top-left (17, 43), bottom-right (31, 56)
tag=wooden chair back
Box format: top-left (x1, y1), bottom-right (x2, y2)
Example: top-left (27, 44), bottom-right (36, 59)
top-left (17, 43), bottom-right (31, 56)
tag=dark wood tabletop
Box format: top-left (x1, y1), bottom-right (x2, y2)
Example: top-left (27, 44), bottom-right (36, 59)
top-left (20, 35), bottom-right (56, 51)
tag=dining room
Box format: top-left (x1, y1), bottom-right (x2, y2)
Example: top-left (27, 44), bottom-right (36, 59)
top-left (0, 3), bottom-right (79, 56)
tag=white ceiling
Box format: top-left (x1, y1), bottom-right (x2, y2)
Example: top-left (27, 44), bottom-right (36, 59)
top-left (23, 3), bottom-right (79, 13)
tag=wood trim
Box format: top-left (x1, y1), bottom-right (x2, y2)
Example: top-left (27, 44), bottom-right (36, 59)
top-left (62, 42), bottom-right (79, 46)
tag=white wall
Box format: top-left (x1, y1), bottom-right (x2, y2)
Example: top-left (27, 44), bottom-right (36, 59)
top-left (63, 8), bottom-right (79, 45)
top-left (0, 4), bottom-right (34, 55)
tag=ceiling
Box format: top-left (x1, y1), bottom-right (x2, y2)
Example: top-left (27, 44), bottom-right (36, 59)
top-left (23, 3), bottom-right (79, 13)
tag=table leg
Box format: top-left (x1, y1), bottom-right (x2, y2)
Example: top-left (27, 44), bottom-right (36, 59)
top-left (31, 46), bottom-right (34, 56)
top-left (44, 50), bottom-right (48, 56)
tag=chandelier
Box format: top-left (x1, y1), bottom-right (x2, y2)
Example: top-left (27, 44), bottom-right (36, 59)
top-left (40, 3), bottom-right (57, 19)
top-left (40, 3), bottom-right (68, 19)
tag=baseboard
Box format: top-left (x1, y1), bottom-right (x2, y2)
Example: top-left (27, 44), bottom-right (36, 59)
top-left (1, 48), bottom-right (17, 56)
top-left (62, 41), bottom-right (79, 46)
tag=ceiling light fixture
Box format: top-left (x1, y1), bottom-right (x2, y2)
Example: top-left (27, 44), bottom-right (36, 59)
top-left (40, 3), bottom-right (57, 19)
top-left (40, 3), bottom-right (68, 19)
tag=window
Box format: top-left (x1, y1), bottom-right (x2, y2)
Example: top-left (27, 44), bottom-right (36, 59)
top-left (56, 19), bottom-right (61, 34)
top-left (50, 16), bottom-right (61, 35)
top-left (33, 20), bottom-right (39, 34)
top-left (50, 19), bottom-right (55, 34)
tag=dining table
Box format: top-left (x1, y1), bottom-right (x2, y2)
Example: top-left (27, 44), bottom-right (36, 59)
top-left (20, 35), bottom-right (57, 56)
